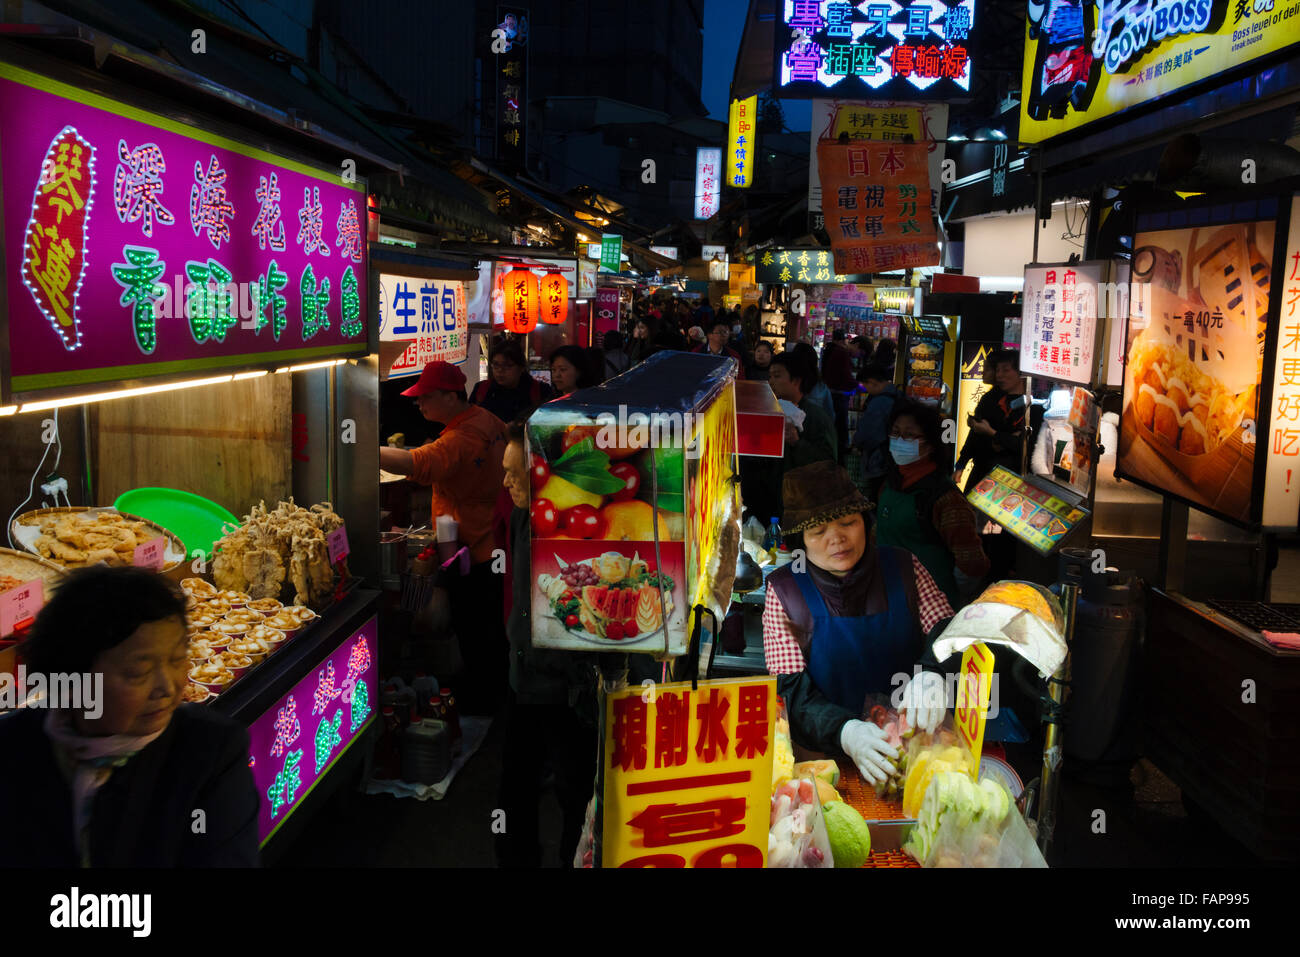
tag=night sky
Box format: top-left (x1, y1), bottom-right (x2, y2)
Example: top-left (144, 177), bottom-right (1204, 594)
top-left (703, 0), bottom-right (811, 132)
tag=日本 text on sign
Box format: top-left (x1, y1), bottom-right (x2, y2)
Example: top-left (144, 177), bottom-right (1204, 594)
top-left (602, 677), bottom-right (775, 868)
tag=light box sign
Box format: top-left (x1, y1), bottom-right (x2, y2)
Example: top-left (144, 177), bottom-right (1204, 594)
top-left (967, 466), bottom-right (1088, 556)
top-left (1262, 194), bottom-right (1300, 530)
top-left (776, 0), bottom-right (976, 100)
top-left (726, 96), bottom-right (757, 189)
top-left (695, 148), bottom-right (721, 220)
top-left (0, 61), bottom-right (368, 399)
top-left (1020, 262), bottom-right (1104, 387)
top-left (247, 616), bottom-right (378, 846)
top-left (1020, 1), bottom-right (1300, 145)
top-left (756, 247), bottom-right (845, 284)
top-left (376, 274), bottom-right (467, 380)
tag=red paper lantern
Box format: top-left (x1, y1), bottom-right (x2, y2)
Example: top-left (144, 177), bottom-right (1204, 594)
top-left (501, 267), bottom-right (539, 333)
top-left (539, 272), bottom-right (568, 325)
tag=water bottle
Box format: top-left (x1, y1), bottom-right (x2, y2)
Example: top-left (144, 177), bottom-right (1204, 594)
top-left (762, 516), bottom-right (783, 552)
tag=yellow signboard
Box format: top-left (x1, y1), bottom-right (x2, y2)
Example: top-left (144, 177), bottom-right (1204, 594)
top-left (1020, 1), bottom-right (1300, 144)
top-left (687, 380), bottom-right (738, 623)
top-left (602, 677), bottom-right (776, 867)
top-left (831, 105), bottom-right (923, 143)
top-left (726, 96), bottom-right (757, 189)
top-left (954, 642), bottom-right (994, 773)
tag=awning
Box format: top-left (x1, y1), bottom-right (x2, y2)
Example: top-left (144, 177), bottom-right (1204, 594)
top-left (730, 0), bottom-right (776, 101)
top-left (368, 247), bottom-right (480, 281)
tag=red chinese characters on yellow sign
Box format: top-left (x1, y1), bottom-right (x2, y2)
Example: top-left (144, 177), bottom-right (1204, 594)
top-left (816, 139), bottom-right (938, 276)
top-left (22, 126), bottom-right (95, 351)
top-left (602, 677), bottom-right (775, 868)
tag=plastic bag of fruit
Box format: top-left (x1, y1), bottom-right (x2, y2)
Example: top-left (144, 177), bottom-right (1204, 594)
top-left (899, 717), bottom-right (979, 820)
top-left (904, 770), bottom-right (1045, 868)
top-left (768, 776), bottom-right (834, 868)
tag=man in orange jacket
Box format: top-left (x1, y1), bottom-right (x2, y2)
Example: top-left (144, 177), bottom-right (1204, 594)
top-left (381, 360), bottom-right (509, 713)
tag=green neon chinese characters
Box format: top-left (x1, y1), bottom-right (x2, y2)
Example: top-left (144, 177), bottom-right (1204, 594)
top-left (257, 259), bottom-right (289, 340)
top-left (186, 258), bottom-right (236, 343)
top-left (350, 678), bottom-right (371, 733)
top-left (111, 245), bottom-right (166, 355)
top-left (301, 263), bottom-right (331, 340)
top-left (267, 748), bottom-right (303, 821)
top-left (340, 265), bottom-right (362, 338)
top-left (315, 709), bottom-right (343, 773)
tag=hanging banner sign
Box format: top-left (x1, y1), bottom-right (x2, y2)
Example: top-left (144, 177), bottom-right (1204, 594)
top-left (378, 274), bottom-right (467, 379)
top-left (776, 0), bottom-right (976, 100)
top-left (494, 7), bottom-right (529, 168)
top-left (1262, 194), bottom-right (1300, 530)
top-left (755, 248), bottom-right (844, 284)
top-left (578, 258), bottom-right (598, 298)
top-left (595, 286), bottom-right (620, 332)
top-left (1020, 262), bottom-right (1104, 386)
top-left (726, 96), bottom-right (757, 189)
top-left (1020, 0), bottom-right (1300, 144)
top-left (602, 677), bottom-right (775, 868)
top-left (817, 139), bottom-right (938, 274)
top-left (694, 147), bottom-right (722, 220)
top-left (600, 234), bottom-right (622, 273)
top-left (0, 60), bottom-right (369, 400)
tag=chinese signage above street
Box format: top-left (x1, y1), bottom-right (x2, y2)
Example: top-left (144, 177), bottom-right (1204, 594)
top-left (602, 677), bottom-right (775, 868)
top-left (726, 96), bottom-right (757, 189)
top-left (1262, 194), bottom-right (1300, 530)
top-left (1020, 0), bottom-right (1300, 144)
top-left (817, 139), bottom-right (939, 274)
top-left (755, 247), bottom-right (848, 284)
top-left (248, 617), bottom-right (378, 846)
top-left (694, 147), bottom-right (721, 220)
top-left (0, 61), bottom-right (368, 399)
top-left (494, 7), bottom-right (529, 168)
top-left (1020, 262), bottom-right (1103, 386)
top-left (377, 274), bottom-right (467, 380)
top-left (776, 0), bottom-right (976, 100)
top-left (600, 234), bottom-right (622, 273)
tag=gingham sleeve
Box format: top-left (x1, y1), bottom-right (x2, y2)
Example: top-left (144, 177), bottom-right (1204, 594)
top-left (912, 555), bottom-right (954, 634)
top-left (762, 587), bottom-right (806, 675)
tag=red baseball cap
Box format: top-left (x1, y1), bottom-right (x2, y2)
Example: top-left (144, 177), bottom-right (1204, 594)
top-left (400, 361), bottom-right (467, 397)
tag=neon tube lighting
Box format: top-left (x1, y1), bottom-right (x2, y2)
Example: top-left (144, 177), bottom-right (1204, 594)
top-left (19, 374), bottom-right (235, 412)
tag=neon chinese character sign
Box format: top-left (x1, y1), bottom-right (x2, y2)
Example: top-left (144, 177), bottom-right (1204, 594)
top-left (775, 0), bottom-right (976, 100)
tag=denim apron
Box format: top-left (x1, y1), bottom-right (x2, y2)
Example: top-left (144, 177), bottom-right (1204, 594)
top-left (795, 548), bottom-right (916, 712)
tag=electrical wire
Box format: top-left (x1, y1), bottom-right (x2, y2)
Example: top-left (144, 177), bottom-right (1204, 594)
top-left (7, 409), bottom-right (59, 549)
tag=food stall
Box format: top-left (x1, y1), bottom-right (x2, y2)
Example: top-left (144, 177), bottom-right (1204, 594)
top-left (1116, 188), bottom-right (1300, 861)
top-left (0, 49), bottom-right (382, 859)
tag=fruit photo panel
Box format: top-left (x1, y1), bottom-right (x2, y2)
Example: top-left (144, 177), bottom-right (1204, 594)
top-left (531, 539), bottom-right (687, 655)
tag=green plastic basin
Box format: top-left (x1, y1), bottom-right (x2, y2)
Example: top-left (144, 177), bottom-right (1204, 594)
top-left (112, 487), bottom-right (239, 560)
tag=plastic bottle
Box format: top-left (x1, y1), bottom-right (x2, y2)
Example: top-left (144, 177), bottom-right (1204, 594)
top-left (762, 516), bottom-right (783, 552)
top-left (401, 718), bottom-right (452, 785)
top-left (440, 687), bottom-right (461, 746)
top-left (412, 673), bottom-right (438, 713)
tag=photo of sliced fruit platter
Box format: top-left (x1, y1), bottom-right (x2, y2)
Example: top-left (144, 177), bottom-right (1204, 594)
top-left (535, 549), bottom-right (678, 646)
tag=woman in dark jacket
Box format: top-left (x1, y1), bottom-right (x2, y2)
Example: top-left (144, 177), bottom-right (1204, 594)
top-left (954, 350), bottom-right (1029, 492)
top-left (0, 566), bottom-right (259, 867)
top-left (470, 338), bottom-right (554, 423)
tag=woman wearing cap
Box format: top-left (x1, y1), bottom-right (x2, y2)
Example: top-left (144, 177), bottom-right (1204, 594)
top-left (763, 461), bottom-right (954, 785)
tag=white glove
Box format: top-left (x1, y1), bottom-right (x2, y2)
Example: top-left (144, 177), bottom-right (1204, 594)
top-left (839, 719), bottom-right (898, 784)
top-left (900, 670), bottom-right (947, 733)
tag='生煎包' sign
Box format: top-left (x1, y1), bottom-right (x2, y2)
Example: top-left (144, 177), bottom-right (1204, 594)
top-left (0, 60), bottom-right (369, 399)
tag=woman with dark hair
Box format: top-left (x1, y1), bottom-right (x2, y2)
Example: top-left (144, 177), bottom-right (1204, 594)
top-left (549, 344), bottom-right (599, 396)
top-left (747, 339), bottom-right (774, 381)
top-left (470, 337), bottom-right (554, 423)
top-left (0, 566), bottom-right (259, 867)
top-left (627, 317), bottom-right (657, 365)
top-left (874, 400), bottom-right (990, 606)
top-left (954, 349), bottom-right (1029, 492)
top-left (873, 339), bottom-right (897, 376)
top-left (762, 461), bottom-right (954, 779)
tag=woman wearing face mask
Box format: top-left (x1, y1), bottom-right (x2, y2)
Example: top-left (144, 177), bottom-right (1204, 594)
top-left (874, 400), bottom-right (990, 607)
top-left (763, 461), bottom-right (955, 785)
top-left (0, 566), bottom-right (259, 866)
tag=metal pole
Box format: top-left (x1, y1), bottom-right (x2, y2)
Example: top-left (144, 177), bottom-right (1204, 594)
top-left (1037, 580), bottom-right (1077, 860)
top-left (1033, 147), bottom-right (1043, 265)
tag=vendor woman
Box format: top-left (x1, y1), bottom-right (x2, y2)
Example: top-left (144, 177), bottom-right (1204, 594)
top-left (763, 461), bottom-right (954, 784)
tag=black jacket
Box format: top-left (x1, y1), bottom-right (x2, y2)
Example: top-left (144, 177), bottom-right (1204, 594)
top-left (956, 387), bottom-right (1028, 487)
top-left (0, 705), bottom-right (259, 867)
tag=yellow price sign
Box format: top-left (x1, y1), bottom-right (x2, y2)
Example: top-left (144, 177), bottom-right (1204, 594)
top-left (953, 642), bottom-right (994, 774)
top-left (602, 677), bottom-right (774, 868)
